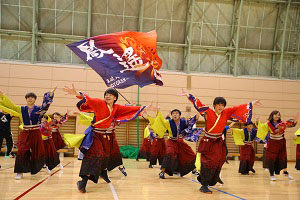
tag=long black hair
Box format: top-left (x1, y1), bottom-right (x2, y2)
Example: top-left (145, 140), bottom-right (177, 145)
top-left (268, 110), bottom-right (281, 123)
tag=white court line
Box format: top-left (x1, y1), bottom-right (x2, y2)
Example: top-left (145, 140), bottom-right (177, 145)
top-left (109, 183), bottom-right (119, 200)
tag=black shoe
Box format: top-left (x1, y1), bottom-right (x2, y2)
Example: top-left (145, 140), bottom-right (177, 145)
top-left (241, 173), bottom-right (249, 175)
top-left (250, 168), bottom-right (256, 173)
top-left (217, 177), bottom-right (224, 184)
top-left (159, 172), bottom-right (165, 179)
top-left (77, 181), bottom-right (86, 193)
top-left (200, 186), bottom-right (212, 194)
top-left (225, 160), bottom-right (229, 164)
top-left (118, 166), bottom-right (127, 176)
top-left (100, 170), bottom-right (111, 183)
top-left (149, 164), bottom-right (153, 168)
top-left (136, 158), bottom-right (139, 161)
top-left (9, 152), bottom-right (16, 158)
top-left (192, 170), bottom-right (200, 176)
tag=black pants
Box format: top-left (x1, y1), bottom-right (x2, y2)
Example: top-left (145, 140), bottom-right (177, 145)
top-left (0, 131), bottom-right (13, 155)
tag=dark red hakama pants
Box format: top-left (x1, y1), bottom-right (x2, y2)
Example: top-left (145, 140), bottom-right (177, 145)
top-left (14, 128), bottom-right (45, 174)
top-left (43, 138), bottom-right (60, 170)
top-left (239, 144), bottom-right (255, 174)
top-left (79, 131), bottom-right (122, 183)
top-left (137, 138), bottom-right (152, 161)
top-left (162, 139), bottom-right (196, 177)
top-left (52, 129), bottom-right (66, 150)
top-left (295, 144), bottom-right (300, 170)
top-left (103, 132), bottom-right (123, 171)
top-left (266, 138), bottom-right (287, 175)
top-left (150, 138), bottom-right (166, 165)
top-left (262, 147), bottom-right (268, 168)
top-left (197, 136), bottom-right (226, 186)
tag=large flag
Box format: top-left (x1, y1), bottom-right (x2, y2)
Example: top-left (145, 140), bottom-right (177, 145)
top-left (67, 30), bottom-right (163, 89)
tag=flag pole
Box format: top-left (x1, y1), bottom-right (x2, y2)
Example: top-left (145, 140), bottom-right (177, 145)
top-left (114, 88), bottom-right (147, 120)
top-left (137, 86), bottom-right (141, 148)
top-left (115, 89), bottom-right (131, 104)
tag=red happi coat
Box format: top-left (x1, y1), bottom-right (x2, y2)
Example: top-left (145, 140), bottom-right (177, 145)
top-left (76, 93), bottom-right (145, 127)
top-left (188, 94), bottom-right (252, 133)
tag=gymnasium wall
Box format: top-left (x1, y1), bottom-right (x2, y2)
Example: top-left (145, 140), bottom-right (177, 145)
top-left (0, 61), bottom-right (299, 160)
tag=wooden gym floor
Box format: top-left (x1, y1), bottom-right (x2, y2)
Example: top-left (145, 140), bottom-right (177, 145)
top-left (0, 157), bottom-right (299, 200)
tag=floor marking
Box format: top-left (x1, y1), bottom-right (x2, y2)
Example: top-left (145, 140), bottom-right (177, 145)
top-left (157, 167), bottom-right (247, 200)
top-left (14, 162), bottom-right (72, 200)
top-left (189, 179), bottom-right (247, 200)
top-left (0, 166), bottom-right (13, 171)
top-left (109, 182), bottom-right (119, 200)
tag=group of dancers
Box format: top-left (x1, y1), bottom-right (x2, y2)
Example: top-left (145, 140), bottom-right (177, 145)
top-left (0, 86), bottom-right (300, 195)
top-left (0, 89), bottom-right (69, 178)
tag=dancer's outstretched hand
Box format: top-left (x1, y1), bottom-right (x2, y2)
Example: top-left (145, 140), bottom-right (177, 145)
top-left (141, 102), bottom-right (155, 115)
top-left (146, 102), bottom-right (154, 110)
top-left (178, 88), bottom-right (189, 97)
top-left (252, 100), bottom-right (263, 107)
top-left (294, 112), bottom-right (300, 121)
top-left (156, 103), bottom-right (160, 111)
top-left (63, 84), bottom-right (79, 96)
top-left (141, 109), bottom-right (148, 116)
top-left (149, 102), bottom-right (161, 112)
